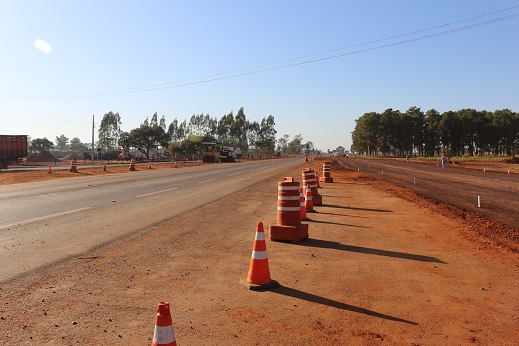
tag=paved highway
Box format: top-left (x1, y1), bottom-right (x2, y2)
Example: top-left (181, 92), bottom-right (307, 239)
top-left (0, 158), bottom-right (302, 281)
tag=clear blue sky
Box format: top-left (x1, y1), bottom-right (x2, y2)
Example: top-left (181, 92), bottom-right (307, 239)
top-left (1, 1), bottom-right (518, 152)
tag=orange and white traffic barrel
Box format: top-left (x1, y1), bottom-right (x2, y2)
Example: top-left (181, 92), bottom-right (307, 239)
top-left (320, 161), bottom-right (333, 183)
top-left (276, 180), bottom-right (301, 226)
top-left (69, 159), bottom-right (78, 173)
top-left (302, 168), bottom-right (322, 205)
top-left (269, 180), bottom-right (309, 243)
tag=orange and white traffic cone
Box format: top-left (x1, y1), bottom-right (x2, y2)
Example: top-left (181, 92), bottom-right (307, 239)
top-left (148, 161), bottom-right (152, 169)
top-left (300, 187), bottom-right (308, 220)
top-left (305, 184), bottom-right (314, 212)
top-left (129, 159), bottom-right (136, 171)
top-left (151, 302), bottom-right (177, 346)
top-left (197, 159), bottom-right (200, 166)
top-left (173, 161), bottom-right (177, 168)
top-left (240, 221), bottom-right (278, 290)
top-left (47, 165), bottom-right (52, 173)
top-left (103, 164), bottom-right (107, 171)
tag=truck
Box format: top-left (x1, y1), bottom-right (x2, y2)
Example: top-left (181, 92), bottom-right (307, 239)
top-left (201, 142), bottom-right (236, 163)
top-left (0, 135), bottom-right (28, 170)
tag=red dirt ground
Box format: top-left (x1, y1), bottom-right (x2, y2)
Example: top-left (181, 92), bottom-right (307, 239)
top-left (1, 158), bottom-right (518, 345)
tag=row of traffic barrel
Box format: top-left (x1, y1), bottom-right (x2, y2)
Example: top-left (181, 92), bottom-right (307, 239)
top-left (239, 162), bottom-right (335, 293)
top-left (269, 162), bottom-right (332, 243)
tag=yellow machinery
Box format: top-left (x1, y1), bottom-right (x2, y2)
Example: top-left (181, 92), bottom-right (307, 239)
top-left (201, 142), bottom-right (235, 163)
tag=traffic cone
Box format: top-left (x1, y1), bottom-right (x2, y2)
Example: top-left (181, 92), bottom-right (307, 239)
top-left (305, 184), bottom-right (314, 212)
top-left (103, 164), bottom-right (107, 172)
top-left (151, 302), bottom-right (177, 346)
top-left (47, 165), bottom-right (52, 173)
top-left (300, 187), bottom-right (308, 220)
top-left (129, 159), bottom-right (136, 171)
top-left (240, 221), bottom-right (278, 291)
top-left (148, 161), bottom-right (152, 169)
top-left (197, 159), bottom-right (200, 166)
top-left (316, 173), bottom-right (322, 188)
top-left (173, 161), bottom-right (177, 168)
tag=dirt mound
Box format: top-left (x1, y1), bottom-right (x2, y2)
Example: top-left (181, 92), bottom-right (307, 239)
top-left (505, 156), bottom-right (519, 164)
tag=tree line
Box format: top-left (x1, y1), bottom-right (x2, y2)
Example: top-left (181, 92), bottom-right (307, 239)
top-left (351, 107), bottom-right (519, 157)
top-left (29, 107), bottom-right (322, 160)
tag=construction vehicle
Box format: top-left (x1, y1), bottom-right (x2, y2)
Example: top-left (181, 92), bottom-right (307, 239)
top-left (0, 135), bottom-right (28, 170)
top-left (201, 142), bottom-right (236, 163)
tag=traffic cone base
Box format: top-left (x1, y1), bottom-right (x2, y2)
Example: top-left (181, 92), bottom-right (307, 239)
top-left (240, 277), bottom-right (279, 291)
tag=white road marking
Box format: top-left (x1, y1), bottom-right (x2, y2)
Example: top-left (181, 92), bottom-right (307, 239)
top-left (198, 178), bottom-right (217, 184)
top-left (0, 207), bottom-right (91, 230)
top-left (137, 187), bottom-right (178, 198)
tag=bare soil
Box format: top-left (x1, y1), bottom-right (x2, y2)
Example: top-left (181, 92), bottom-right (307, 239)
top-left (1, 158), bottom-right (518, 345)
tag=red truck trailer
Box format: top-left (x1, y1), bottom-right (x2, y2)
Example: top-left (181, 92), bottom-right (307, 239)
top-left (0, 135), bottom-right (28, 170)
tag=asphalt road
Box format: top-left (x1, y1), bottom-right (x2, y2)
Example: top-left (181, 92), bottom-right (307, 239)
top-left (0, 158), bottom-right (302, 281)
top-left (336, 157), bottom-right (519, 230)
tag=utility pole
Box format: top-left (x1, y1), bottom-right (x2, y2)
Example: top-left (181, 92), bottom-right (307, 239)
top-left (91, 115), bottom-right (95, 164)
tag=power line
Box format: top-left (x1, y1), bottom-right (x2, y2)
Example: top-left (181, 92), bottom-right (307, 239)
top-left (2, 7), bottom-right (518, 100)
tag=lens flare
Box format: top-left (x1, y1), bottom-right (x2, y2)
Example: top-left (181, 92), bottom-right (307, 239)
top-left (34, 39), bottom-right (52, 53)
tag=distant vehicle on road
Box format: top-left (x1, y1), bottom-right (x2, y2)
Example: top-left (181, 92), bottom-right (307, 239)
top-left (0, 135), bottom-right (28, 170)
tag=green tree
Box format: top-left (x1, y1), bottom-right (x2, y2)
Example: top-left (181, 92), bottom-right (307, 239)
top-left (256, 115), bottom-right (277, 155)
top-left (379, 108), bottom-right (400, 155)
top-left (55, 134), bottom-right (69, 150)
top-left (217, 112), bottom-right (234, 145)
top-left (424, 109), bottom-right (441, 156)
top-left (246, 120), bottom-right (260, 154)
top-left (304, 141), bottom-right (315, 153)
top-left (439, 111), bottom-right (462, 155)
top-left (69, 137), bottom-right (88, 152)
top-left (98, 111), bottom-right (122, 151)
top-left (335, 146), bottom-right (345, 154)
top-left (230, 107), bottom-right (249, 150)
top-left (168, 118), bottom-right (187, 142)
top-left (31, 137), bottom-right (54, 153)
top-left (493, 109), bottom-right (518, 156)
top-left (287, 134), bottom-right (303, 155)
top-left (119, 116), bottom-right (167, 160)
top-left (405, 106), bottom-right (425, 156)
top-left (277, 134), bottom-right (290, 154)
top-left (351, 112), bottom-right (380, 155)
